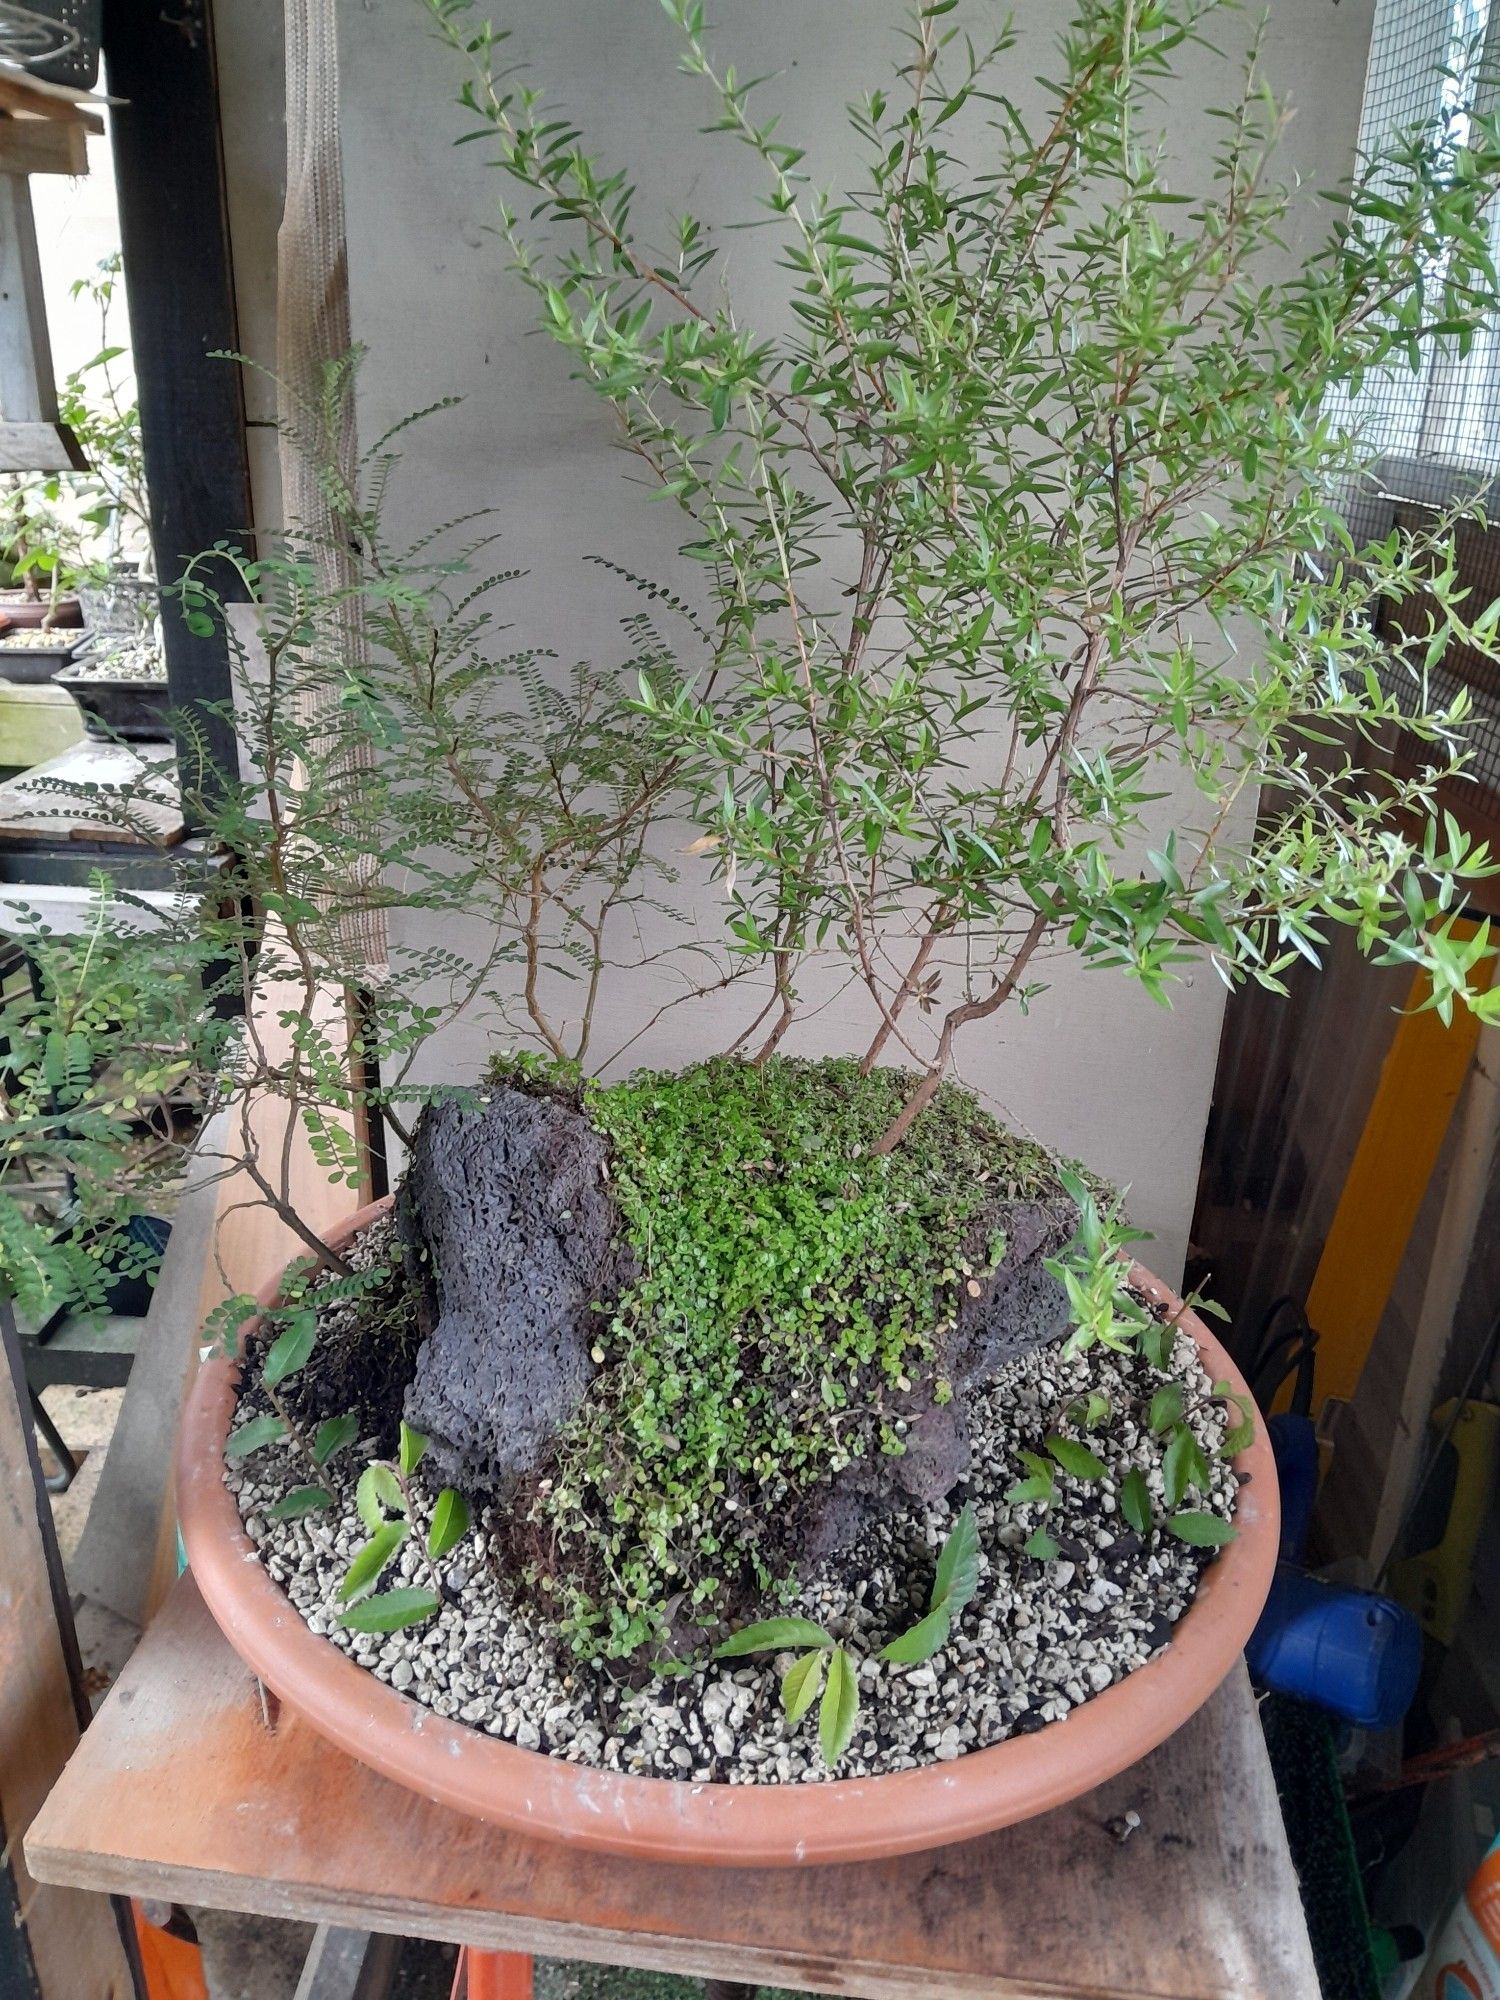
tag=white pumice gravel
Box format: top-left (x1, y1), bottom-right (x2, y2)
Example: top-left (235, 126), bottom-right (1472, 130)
top-left (227, 1316), bottom-right (1241, 1784)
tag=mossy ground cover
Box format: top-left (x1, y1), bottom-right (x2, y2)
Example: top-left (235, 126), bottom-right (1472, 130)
top-left (491, 1054), bottom-right (1068, 1661)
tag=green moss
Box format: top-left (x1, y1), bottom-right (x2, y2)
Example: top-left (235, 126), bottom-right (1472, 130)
top-left (520, 1054), bottom-right (1068, 1662)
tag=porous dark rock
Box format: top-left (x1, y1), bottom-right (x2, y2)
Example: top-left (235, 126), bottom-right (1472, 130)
top-left (799, 1192), bottom-right (1077, 1562)
top-left (398, 1089), bottom-right (628, 1494)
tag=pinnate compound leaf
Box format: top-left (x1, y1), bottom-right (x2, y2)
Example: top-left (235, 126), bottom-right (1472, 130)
top-left (313, 1412), bottom-right (359, 1465)
top-left (268, 1484), bottom-right (332, 1520)
top-left (781, 1646), bottom-right (826, 1724)
top-left (715, 1617), bottom-right (832, 1658)
top-left (881, 1604), bottom-right (952, 1664)
top-left (1045, 1435), bottom-right (1106, 1481)
top-left (818, 1645), bottom-right (859, 1766)
top-left (1120, 1466), bottom-right (1153, 1536)
top-left (225, 1413), bottom-right (285, 1460)
top-left (262, 1309), bottom-right (316, 1388)
top-left (427, 1487), bottom-right (471, 1561)
top-left (337, 1586), bottom-right (441, 1633)
top-left (341, 1520), bottom-right (408, 1600)
top-left (1166, 1511), bottom-right (1236, 1547)
top-left (930, 1500), bottom-right (980, 1615)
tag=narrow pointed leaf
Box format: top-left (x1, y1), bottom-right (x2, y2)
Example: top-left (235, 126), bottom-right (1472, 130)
top-left (337, 1586), bottom-right (441, 1633)
top-left (427, 1487), bottom-right (471, 1561)
top-left (781, 1646), bottom-right (826, 1724)
top-left (225, 1413), bottom-right (285, 1460)
top-left (930, 1500), bottom-right (980, 1615)
top-left (818, 1646), bottom-right (859, 1766)
top-left (262, 1310), bottom-right (316, 1388)
top-left (1120, 1467), bottom-right (1153, 1535)
top-left (341, 1519), bottom-right (409, 1601)
top-left (1166, 1511), bottom-right (1236, 1547)
top-left (881, 1604), bottom-right (952, 1664)
top-left (313, 1412), bottom-right (359, 1465)
top-left (715, 1616), bottom-right (832, 1658)
top-left (398, 1421), bottom-right (428, 1477)
top-left (268, 1484), bottom-right (332, 1520)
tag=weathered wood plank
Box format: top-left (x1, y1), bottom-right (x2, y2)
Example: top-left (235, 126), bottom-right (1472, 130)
top-left (0, 119), bottom-right (89, 177)
top-left (0, 739), bottom-right (183, 847)
top-left (0, 1314), bottom-right (138, 1996)
top-left (0, 419), bottom-right (86, 472)
top-left (29, 1577), bottom-right (1317, 2000)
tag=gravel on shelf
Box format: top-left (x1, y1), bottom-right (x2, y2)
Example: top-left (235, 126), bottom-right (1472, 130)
top-left (227, 1278), bottom-right (1240, 1784)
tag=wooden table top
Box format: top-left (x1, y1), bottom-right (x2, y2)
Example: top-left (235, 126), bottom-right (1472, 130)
top-left (26, 1575), bottom-right (1318, 2000)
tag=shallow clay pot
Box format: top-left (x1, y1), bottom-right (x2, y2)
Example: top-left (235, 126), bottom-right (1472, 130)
top-left (178, 1198), bottom-right (1279, 1867)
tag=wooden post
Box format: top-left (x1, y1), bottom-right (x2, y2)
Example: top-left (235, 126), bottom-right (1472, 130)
top-left (0, 1310), bottom-right (140, 1996)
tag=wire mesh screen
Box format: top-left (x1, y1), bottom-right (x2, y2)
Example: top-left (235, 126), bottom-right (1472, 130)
top-left (1340, 0), bottom-right (1500, 812)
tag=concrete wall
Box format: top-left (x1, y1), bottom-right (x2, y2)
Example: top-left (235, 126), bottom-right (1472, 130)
top-left (216, 0), bottom-right (1378, 1281)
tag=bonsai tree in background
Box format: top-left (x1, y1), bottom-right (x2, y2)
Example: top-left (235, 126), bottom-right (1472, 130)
top-left (429, 0), bottom-right (1500, 1162)
top-left (0, 892), bottom-right (212, 1320)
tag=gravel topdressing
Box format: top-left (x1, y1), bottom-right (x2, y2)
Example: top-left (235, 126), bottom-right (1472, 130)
top-left (226, 1295), bottom-right (1240, 1785)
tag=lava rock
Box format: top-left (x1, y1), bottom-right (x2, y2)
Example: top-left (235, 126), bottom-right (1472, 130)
top-left (399, 1089), bottom-right (627, 1493)
top-left (799, 1193), bottom-right (1077, 1561)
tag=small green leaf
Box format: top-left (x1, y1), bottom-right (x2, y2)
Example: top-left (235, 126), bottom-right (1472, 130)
top-left (1163, 1426), bottom-right (1210, 1509)
top-left (268, 1484), bottom-right (332, 1520)
top-left (1220, 1419), bottom-right (1255, 1458)
top-left (1166, 1511), bottom-right (1236, 1547)
top-left (818, 1645), bottom-right (859, 1766)
top-left (1045, 1435), bottom-right (1107, 1481)
top-left (1149, 1382), bottom-right (1184, 1432)
top-left (427, 1487), bottom-right (471, 1561)
top-left (1006, 1474), bottom-right (1053, 1504)
top-left (225, 1413), bottom-right (286, 1460)
top-left (356, 1461), bottom-right (406, 1531)
top-left (313, 1413), bottom-right (359, 1465)
top-left (930, 1500), bottom-right (980, 1614)
top-left (262, 1310), bottom-right (316, 1389)
top-left (881, 1604), bottom-right (952, 1663)
top-left (398, 1421), bottom-right (428, 1477)
top-left (337, 1586), bottom-right (441, 1633)
top-left (1023, 1527), bottom-right (1060, 1561)
top-left (1121, 1467), bottom-right (1153, 1536)
top-left (715, 1616), bottom-right (833, 1658)
top-left (341, 1519), bottom-right (409, 1601)
top-left (781, 1646), bottom-right (826, 1724)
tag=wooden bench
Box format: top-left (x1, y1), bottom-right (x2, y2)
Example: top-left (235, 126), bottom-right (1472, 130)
top-left (27, 1578), bottom-right (1318, 2000)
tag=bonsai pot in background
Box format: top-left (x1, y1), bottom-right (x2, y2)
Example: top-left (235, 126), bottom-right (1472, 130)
top-left (55, 657), bottom-right (170, 740)
top-left (0, 590), bottom-right (82, 630)
top-left (177, 1200), bottom-right (1280, 1869)
top-left (0, 628), bottom-right (87, 685)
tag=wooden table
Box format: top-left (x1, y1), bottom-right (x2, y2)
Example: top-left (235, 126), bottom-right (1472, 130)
top-left (26, 1575), bottom-right (1319, 1999)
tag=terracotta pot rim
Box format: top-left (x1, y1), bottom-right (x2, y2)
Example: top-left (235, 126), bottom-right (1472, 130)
top-left (177, 1196), bottom-right (1279, 1867)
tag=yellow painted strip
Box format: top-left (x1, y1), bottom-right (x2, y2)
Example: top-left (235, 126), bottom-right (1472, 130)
top-left (1306, 931), bottom-right (1493, 1414)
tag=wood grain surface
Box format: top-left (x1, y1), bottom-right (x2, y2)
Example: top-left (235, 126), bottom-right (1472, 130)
top-left (29, 1577), bottom-right (1316, 2000)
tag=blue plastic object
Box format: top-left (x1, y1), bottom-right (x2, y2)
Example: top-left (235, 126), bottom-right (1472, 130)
top-left (1268, 1411), bottom-right (1319, 1563)
top-left (1246, 1565), bottom-right (1423, 1728)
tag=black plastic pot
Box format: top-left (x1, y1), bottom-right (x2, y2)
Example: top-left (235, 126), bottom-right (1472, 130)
top-left (0, 635), bottom-right (85, 684)
top-left (56, 671), bottom-right (171, 740)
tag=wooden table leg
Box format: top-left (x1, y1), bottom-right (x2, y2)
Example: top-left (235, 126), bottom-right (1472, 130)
top-left (460, 1948), bottom-right (534, 2000)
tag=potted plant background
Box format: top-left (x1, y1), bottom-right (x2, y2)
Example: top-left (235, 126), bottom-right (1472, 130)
top-left (55, 0), bottom-right (1500, 1860)
top-left (50, 256), bottom-right (172, 739)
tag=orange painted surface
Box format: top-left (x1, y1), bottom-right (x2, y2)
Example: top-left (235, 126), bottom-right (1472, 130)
top-left (1305, 941), bottom-right (1495, 1413)
top-left (462, 1948), bottom-right (535, 2000)
top-left (132, 1905), bottom-right (208, 2000)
